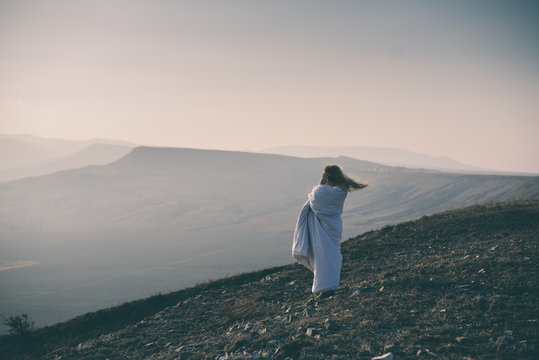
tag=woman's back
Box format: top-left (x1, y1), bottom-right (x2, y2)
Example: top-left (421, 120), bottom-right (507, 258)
top-left (309, 184), bottom-right (347, 218)
top-left (293, 164), bottom-right (368, 293)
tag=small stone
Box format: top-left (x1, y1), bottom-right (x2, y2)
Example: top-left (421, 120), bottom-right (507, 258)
top-left (177, 350), bottom-right (192, 359)
top-left (324, 318), bottom-right (337, 331)
top-left (306, 328), bottom-right (319, 337)
top-left (372, 352), bottom-right (393, 360)
top-left (495, 334), bottom-right (508, 345)
top-left (302, 307), bottom-right (315, 318)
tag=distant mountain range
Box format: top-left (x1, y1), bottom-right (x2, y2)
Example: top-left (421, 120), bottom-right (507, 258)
top-left (261, 145), bottom-right (498, 174)
top-left (0, 134), bottom-right (135, 181)
top-left (1, 146), bottom-right (537, 236)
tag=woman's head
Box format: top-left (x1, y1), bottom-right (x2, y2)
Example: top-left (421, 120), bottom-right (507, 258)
top-left (321, 164), bottom-right (368, 192)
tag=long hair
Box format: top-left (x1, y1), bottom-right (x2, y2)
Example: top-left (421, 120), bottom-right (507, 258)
top-left (321, 164), bottom-right (368, 192)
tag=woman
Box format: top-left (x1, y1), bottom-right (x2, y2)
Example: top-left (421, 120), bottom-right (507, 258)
top-left (292, 165), bottom-right (368, 294)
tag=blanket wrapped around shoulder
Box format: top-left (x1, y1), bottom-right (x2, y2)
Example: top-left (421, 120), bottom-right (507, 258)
top-left (292, 184), bottom-right (347, 292)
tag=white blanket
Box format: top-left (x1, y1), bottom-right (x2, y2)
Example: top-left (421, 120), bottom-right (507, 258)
top-left (292, 184), bottom-right (347, 292)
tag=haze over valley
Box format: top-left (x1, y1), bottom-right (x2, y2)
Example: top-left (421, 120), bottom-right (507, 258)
top-left (0, 134), bottom-right (135, 182)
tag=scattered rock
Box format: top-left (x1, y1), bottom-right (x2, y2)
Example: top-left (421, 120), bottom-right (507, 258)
top-left (324, 318), bottom-right (337, 331)
top-left (302, 306), bottom-right (316, 318)
top-left (372, 352), bottom-right (393, 360)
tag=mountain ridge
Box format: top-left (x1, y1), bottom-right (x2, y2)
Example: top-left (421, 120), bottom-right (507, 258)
top-left (260, 145), bottom-right (525, 175)
top-left (0, 143), bottom-right (133, 182)
top-left (2, 146), bottom-right (538, 233)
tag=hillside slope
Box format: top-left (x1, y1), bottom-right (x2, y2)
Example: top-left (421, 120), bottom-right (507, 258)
top-left (2, 201), bottom-right (537, 359)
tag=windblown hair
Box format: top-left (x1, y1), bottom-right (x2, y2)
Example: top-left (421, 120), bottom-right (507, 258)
top-left (321, 164), bottom-right (368, 192)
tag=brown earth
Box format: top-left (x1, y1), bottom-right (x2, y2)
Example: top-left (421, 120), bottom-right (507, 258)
top-left (2, 200), bottom-right (538, 359)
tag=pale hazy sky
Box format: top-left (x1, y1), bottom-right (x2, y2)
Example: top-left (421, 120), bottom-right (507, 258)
top-left (1, 0), bottom-right (538, 172)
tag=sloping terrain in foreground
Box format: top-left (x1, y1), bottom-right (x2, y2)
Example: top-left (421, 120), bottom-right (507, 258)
top-left (2, 201), bottom-right (538, 359)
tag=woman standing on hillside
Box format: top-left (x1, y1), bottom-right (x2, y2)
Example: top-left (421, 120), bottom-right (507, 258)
top-left (293, 164), bottom-right (368, 294)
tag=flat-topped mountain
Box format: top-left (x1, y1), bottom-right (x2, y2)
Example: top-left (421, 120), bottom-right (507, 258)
top-left (1, 146), bottom-right (538, 234)
top-left (2, 201), bottom-right (537, 359)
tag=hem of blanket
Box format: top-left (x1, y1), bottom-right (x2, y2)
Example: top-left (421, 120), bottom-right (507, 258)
top-left (292, 253), bottom-right (313, 272)
top-left (312, 285), bottom-right (338, 293)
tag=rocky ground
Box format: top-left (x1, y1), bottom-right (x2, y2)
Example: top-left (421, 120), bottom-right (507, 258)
top-left (2, 201), bottom-right (538, 359)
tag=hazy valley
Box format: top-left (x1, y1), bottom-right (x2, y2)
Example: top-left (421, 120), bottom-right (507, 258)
top-left (1, 145), bottom-right (538, 334)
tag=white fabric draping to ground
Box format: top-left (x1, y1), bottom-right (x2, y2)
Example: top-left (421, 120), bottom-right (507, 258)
top-left (292, 184), bottom-right (347, 292)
